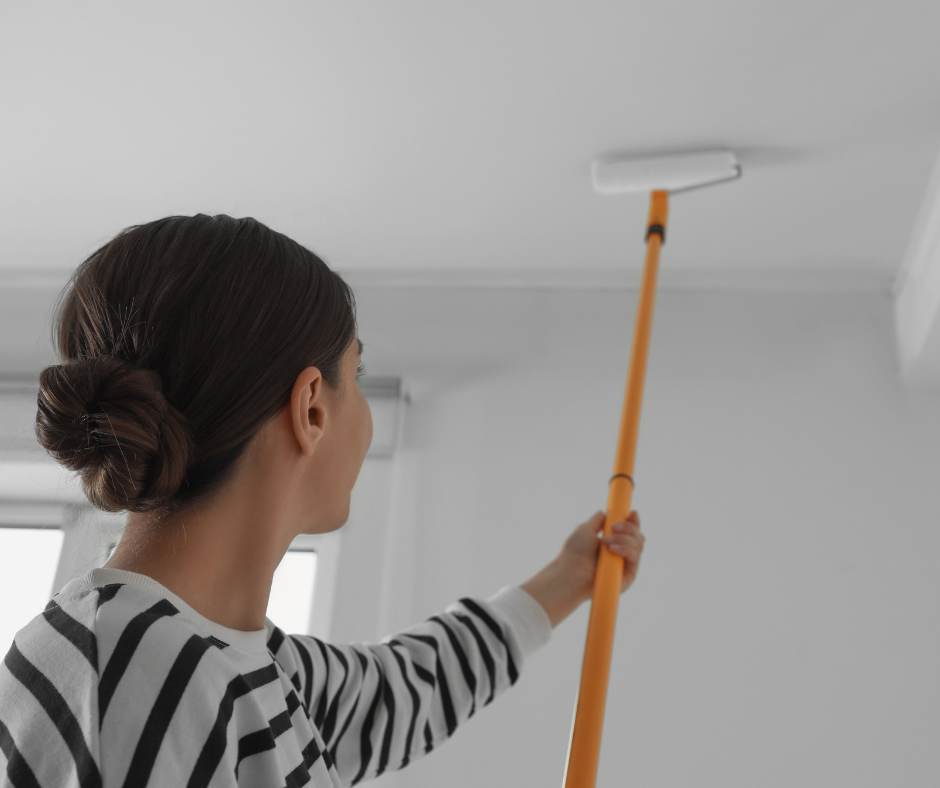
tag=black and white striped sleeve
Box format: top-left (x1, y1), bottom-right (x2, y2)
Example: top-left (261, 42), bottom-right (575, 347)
top-left (268, 585), bottom-right (551, 786)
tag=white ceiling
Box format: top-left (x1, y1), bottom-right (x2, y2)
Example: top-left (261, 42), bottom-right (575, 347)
top-left (2, 1), bottom-right (939, 283)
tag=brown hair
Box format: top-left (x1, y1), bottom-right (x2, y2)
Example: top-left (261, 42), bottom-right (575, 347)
top-left (35, 214), bottom-right (358, 516)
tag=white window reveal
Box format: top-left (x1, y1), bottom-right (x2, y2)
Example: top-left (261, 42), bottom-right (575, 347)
top-left (267, 548), bottom-right (318, 636)
top-left (265, 530), bottom-right (340, 639)
top-left (0, 526), bottom-right (64, 651)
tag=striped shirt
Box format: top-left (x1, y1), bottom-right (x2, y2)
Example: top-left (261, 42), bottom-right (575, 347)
top-left (0, 567), bottom-right (552, 787)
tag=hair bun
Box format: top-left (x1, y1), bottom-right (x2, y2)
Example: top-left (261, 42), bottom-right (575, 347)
top-left (35, 356), bottom-right (195, 513)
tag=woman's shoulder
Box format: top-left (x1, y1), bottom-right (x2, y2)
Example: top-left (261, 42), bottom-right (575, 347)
top-left (3, 575), bottom-right (107, 680)
top-left (1, 573), bottom-right (163, 703)
top-left (0, 575), bottom-right (293, 787)
top-left (0, 577), bottom-right (108, 786)
top-left (1, 571), bottom-right (225, 697)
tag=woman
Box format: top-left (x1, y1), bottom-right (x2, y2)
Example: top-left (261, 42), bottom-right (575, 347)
top-left (0, 214), bottom-right (645, 788)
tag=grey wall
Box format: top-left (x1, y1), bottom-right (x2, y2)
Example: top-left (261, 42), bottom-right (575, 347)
top-left (342, 285), bottom-right (940, 788)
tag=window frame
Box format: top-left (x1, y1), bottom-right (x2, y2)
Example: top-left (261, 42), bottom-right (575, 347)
top-left (283, 530), bottom-right (341, 640)
top-left (0, 372), bottom-right (403, 646)
top-left (0, 503), bottom-right (67, 646)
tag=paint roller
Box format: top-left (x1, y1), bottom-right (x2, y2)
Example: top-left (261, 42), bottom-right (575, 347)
top-left (563, 150), bottom-right (742, 788)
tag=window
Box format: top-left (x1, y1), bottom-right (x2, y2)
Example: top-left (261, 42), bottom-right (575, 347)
top-left (266, 548), bottom-right (318, 635)
top-left (0, 375), bottom-right (398, 648)
top-left (0, 480), bottom-right (342, 645)
top-left (0, 526), bottom-right (64, 651)
top-left (266, 531), bottom-right (341, 639)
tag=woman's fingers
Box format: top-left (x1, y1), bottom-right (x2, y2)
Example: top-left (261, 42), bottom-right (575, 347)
top-left (601, 532), bottom-right (644, 557)
top-left (587, 511), bottom-right (645, 593)
top-left (602, 510), bottom-right (645, 555)
top-left (595, 511), bottom-right (640, 535)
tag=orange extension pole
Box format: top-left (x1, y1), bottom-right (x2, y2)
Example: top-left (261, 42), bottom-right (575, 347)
top-left (562, 190), bottom-right (669, 788)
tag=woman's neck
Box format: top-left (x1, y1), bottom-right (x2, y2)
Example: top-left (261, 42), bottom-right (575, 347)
top-left (105, 474), bottom-right (295, 632)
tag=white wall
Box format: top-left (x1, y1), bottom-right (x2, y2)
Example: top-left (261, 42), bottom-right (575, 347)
top-left (345, 285), bottom-right (940, 788)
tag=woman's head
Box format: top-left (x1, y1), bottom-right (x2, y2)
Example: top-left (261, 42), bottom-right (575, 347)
top-left (35, 214), bottom-right (367, 520)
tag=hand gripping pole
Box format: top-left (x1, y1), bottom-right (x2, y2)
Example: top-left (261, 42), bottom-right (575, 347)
top-left (562, 190), bottom-right (669, 788)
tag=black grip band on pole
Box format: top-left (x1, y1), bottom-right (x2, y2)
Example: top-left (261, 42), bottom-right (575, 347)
top-left (646, 224), bottom-right (665, 244)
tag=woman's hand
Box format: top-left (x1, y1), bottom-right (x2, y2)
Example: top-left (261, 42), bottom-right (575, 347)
top-left (561, 509), bottom-right (645, 596)
top-left (520, 510), bottom-right (646, 628)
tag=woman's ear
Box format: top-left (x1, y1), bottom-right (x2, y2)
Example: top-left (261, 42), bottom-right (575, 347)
top-left (290, 366), bottom-right (325, 457)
